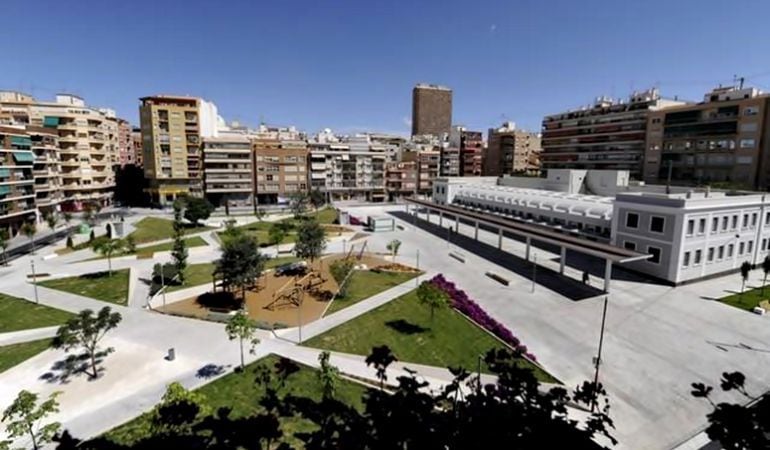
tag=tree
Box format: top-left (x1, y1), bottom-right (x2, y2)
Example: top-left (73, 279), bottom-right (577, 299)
top-left (692, 371), bottom-right (770, 449)
top-left (1, 390), bottom-right (61, 450)
top-left (82, 203), bottom-right (98, 227)
top-left (289, 192), bottom-right (308, 218)
top-left (386, 239), bottom-right (402, 261)
top-left (52, 307), bottom-right (122, 379)
top-left (20, 222), bottom-right (36, 253)
top-left (366, 345), bottom-right (397, 391)
top-left (105, 223), bottom-right (112, 239)
top-left (62, 212), bottom-right (72, 228)
top-left (0, 229), bottom-right (8, 266)
top-left (329, 259), bottom-right (355, 298)
top-left (294, 219), bottom-right (326, 264)
top-left (255, 207), bottom-right (266, 222)
top-left (309, 189), bottom-right (325, 212)
top-left (268, 222), bottom-right (288, 254)
top-left (171, 202), bottom-right (188, 283)
top-left (762, 256), bottom-right (770, 296)
top-left (317, 351), bottom-right (340, 400)
top-left (740, 261), bottom-right (752, 298)
top-left (181, 197), bottom-right (214, 227)
top-left (44, 213), bottom-right (58, 231)
top-left (92, 239), bottom-right (125, 276)
top-left (225, 310), bottom-right (260, 371)
top-left (214, 234), bottom-right (266, 300)
top-left (125, 235), bottom-right (136, 254)
top-left (416, 280), bottom-right (450, 325)
top-left (65, 236), bottom-right (73, 249)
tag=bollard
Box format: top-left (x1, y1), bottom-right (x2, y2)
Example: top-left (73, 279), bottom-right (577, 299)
top-left (167, 348), bottom-right (176, 361)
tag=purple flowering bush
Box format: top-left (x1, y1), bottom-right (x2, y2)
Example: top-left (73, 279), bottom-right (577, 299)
top-left (429, 274), bottom-right (537, 362)
top-left (349, 215), bottom-right (363, 226)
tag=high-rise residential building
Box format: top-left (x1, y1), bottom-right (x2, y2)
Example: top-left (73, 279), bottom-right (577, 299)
top-left (385, 160), bottom-right (418, 199)
top-left (202, 131), bottom-right (254, 209)
top-left (644, 85), bottom-right (770, 189)
top-left (412, 84), bottom-right (452, 137)
top-left (449, 127), bottom-right (483, 176)
top-left (0, 126), bottom-right (36, 234)
top-left (484, 121), bottom-right (542, 176)
top-left (27, 126), bottom-right (63, 215)
top-left (139, 95), bottom-right (219, 205)
top-left (309, 133), bottom-right (387, 202)
top-left (253, 138), bottom-right (309, 205)
top-left (116, 118), bottom-right (135, 167)
top-left (130, 127), bottom-right (143, 167)
top-left (440, 146), bottom-right (461, 177)
top-left (0, 92), bottom-right (120, 211)
top-left (541, 88), bottom-right (683, 179)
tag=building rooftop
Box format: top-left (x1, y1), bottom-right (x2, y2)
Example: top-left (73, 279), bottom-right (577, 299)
top-left (414, 83), bottom-right (452, 92)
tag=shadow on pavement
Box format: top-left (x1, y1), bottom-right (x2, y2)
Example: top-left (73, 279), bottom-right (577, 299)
top-left (390, 211), bottom-right (604, 301)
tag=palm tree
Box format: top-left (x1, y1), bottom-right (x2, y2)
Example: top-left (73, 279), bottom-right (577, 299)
top-left (20, 222), bottom-right (37, 254)
top-left (93, 239), bottom-right (125, 276)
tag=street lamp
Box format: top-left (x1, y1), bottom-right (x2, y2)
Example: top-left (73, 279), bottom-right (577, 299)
top-left (30, 259), bottom-right (39, 304)
top-left (592, 296), bottom-right (609, 413)
top-left (531, 253), bottom-right (537, 293)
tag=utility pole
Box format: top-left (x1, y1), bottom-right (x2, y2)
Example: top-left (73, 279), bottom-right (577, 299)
top-left (30, 259), bottom-right (39, 304)
top-left (592, 296), bottom-right (609, 412)
top-left (531, 253), bottom-right (537, 293)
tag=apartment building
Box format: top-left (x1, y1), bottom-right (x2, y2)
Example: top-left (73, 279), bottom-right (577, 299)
top-left (27, 126), bottom-right (63, 215)
top-left (309, 135), bottom-right (387, 202)
top-left (412, 84), bottom-right (452, 137)
top-left (131, 126), bottom-right (143, 167)
top-left (643, 86), bottom-right (770, 189)
top-left (139, 95), bottom-right (218, 205)
top-left (541, 89), bottom-right (683, 179)
top-left (0, 127), bottom-right (36, 234)
top-left (202, 132), bottom-right (254, 208)
top-left (253, 139), bottom-right (309, 205)
top-left (385, 160), bottom-right (417, 199)
top-left (116, 118), bottom-right (136, 167)
top-left (484, 122), bottom-right (541, 176)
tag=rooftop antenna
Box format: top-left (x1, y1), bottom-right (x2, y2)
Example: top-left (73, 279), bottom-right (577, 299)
top-left (740, 76), bottom-right (745, 89)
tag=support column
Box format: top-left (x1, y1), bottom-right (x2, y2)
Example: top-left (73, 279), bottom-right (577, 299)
top-left (604, 259), bottom-right (612, 293)
top-left (455, 216), bottom-right (459, 233)
top-left (498, 228), bottom-right (503, 249)
top-left (474, 221), bottom-right (479, 240)
top-left (426, 209), bottom-right (430, 223)
top-left (525, 237), bottom-right (531, 261)
top-left (560, 246), bottom-right (566, 274)
top-left (439, 211), bottom-right (443, 227)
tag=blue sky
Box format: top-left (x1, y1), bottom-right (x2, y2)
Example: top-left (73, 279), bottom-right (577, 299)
top-left (3, 0), bottom-right (770, 135)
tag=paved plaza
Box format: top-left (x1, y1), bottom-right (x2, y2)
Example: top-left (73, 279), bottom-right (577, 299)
top-left (0, 205), bottom-right (769, 448)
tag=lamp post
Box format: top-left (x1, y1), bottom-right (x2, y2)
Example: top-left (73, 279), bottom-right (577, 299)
top-left (30, 259), bottom-right (39, 304)
top-left (415, 248), bottom-right (420, 287)
top-left (592, 296), bottom-right (609, 412)
top-left (531, 253), bottom-right (537, 293)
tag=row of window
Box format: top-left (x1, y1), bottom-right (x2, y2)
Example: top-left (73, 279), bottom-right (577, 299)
top-left (625, 212), bottom-right (665, 233)
top-left (686, 212), bottom-right (766, 236)
top-left (682, 239), bottom-right (766, 268)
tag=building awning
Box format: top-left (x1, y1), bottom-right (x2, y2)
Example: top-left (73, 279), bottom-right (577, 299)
top-left (10, 136), bottom-right (31, 147)
top-left (407, 198), bottom-right (649, 264)
top-left (0, 168), bottom-right (9, 178)
top-left (43, 116), bottom-right (60, 127)
top-left (12, 152), bottom-right (35, 163)
top-left (0, 185), bottom-right (10, 196)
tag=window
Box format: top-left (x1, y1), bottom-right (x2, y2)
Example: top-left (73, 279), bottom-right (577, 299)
top-left (722, 217), bottom-right (729, 231)
top-left (752, 213), bottom-right (758, 226)
top-left (694, 249), bottom-right (702, 264)
top-left (748, 241), bottom-right (754, 253)
top-left (743, 214), bottom-right (749, 228)
top-left (740, 139), bottom-right (756, 149)
top-left (626, 212), bottom-right (639, 229)
top-left (739, 242), bottom-right (745, 255)
top-left (698, 218), bottom-right (706, 233)
top-left (740, 122), bottom-right (758, 132)
top-left (763, 238), bottom-right (768, 251)
top-left (624, 241), bottom-right (637, 251)
top-left (711, 217), bottom-right (718, 233)
top-left (707, 247), bottom-right (715, 262)
top-left (687, 219), bottom-right (694, 235)
top-left (728, 244), bottom-right (734, 257)
top-left (648, 246), bottom-right (662, 264)
top-left (732, 215), bottom-right (738, 229)
top-left (718, 246), bottom-right (724, 260)
top-left (744, 106), bottom-right (759, 116)
top-left (683, 252), bottom-right (691, 267)
top-left (651, 216), bottom-right (665, 233)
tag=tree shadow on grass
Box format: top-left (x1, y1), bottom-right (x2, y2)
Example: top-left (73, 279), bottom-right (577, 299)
top-left (385, 319), bottom-right (428, 335)
top-left (80, 271), bottom-right (112, 280)
top-left (39, 349), bottom-right (112, 384)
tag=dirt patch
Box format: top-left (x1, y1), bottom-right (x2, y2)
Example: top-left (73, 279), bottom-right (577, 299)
top-left (159, 252), bottom-right (398, 327)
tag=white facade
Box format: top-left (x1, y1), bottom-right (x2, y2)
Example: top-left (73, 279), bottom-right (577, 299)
top-left (198, 99), bottom-right (219, 138)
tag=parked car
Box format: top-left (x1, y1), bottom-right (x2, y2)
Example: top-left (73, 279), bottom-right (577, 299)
top-left (274, 261), bottom-right (308, 276)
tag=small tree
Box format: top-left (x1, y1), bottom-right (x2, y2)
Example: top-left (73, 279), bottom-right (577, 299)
top-left (52, 307), bottom-right (122, 379)
top-left (82, 204), bottom-right (97, 227)
top-left (105, 223), bottom-right (112, 239)
top-left (21, 222), bottom-right (37, 253)
top-left (386, 239), bottom-right (402, 261)
top-left (289, 192), bottom-right (308, 218)
top-left (740, 261), bottom-right (752, 298)
top-left (225, 310), bottom-right (260, 371)
top-left (317, 351), bottom-right (340, 400)
top-left (171, 202), bottom-right (188, 283)
top-left (330, 259), bottom-right (355, 298)
top-left (416, 280), bottom-right (450, 325)
top-left (93, 239), bottom-right (125, 276)
top-left (125, 235), bottom-right (136, 254)
top-left (294, 219), bottom-right (326, 264)
top-left (182, 197), bottom-right (214, 226)
top-left (150, 382), bottom-right (211, 436)
top-left (215, 234), bottom-right (266, 300)
top-left (365, 345), bottom-right (397, 391)
top-left (255, 207), bottom-right (266, 222)
top-left (62, 212), bottom-right (72, 228)
top-left (268, 222), bottom-right (288, 254)
top-left (309, 189), bottom-right (325, 212)
top-left (44, 213), bottom-right (58, 231)
top-left (762, 256), bottom-right (770, 296)
top-left (0, 229), bottom-right (8, 266)
top-left (1, 390), bottom-right (61, 450)
top-left (89, 229), bottom-right (95, 242)
top-left (65, 235), bottom-right (73, 249)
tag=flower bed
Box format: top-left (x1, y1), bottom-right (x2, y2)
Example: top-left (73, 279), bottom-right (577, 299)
top-left (429, 274), bottom-right (536, 361)
top-left (349, 216), bottom-right (364, 226)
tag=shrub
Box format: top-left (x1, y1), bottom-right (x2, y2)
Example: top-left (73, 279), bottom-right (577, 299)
top-left (106, 223), bottom-right (112, 239)
top-left (66, 235), bottom-right (73, 248)
top-left (89, 230), bottom-right (95, 242)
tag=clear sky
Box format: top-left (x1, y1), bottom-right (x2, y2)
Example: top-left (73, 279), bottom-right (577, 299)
top-left (3, 0), bottom-right (770, 135)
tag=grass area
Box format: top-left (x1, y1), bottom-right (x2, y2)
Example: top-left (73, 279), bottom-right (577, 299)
top-left (0, 339), bottom-right (52, 374)
top-left (223, 207), bottom-right (339, 247)
top-left (720, 285), bottom-right (770, 311)
top-left (0, 293), bottom-right (73, 333)
top-left (164, 257), bottom-right (302, 293)
top-left (311, 207), bottom-right (338, 224)
top-left (129, 217), bottom-right (212, 244)
top-left (326, 270), bottom-right (420, 315)
top-left (104, 354), bottom-right (369, 447)
top-left (306, 289), bottom-right (555, 382)
top-left (38, 269), bottom-right (130, 305)
top-left (135, 236), bottom-right (208, 258)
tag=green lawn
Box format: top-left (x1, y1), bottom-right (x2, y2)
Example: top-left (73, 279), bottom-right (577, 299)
top-left (311, 207), bottom-right (338, 224)
top-left (104, 354), bottom-right (369, 447)
top-left (165, 257), bottom-right (301, 293)
top-left (326, 270), bottom-right (420, 315)
top-left (306, 289), bottom-right (555, 382)
top-left (129, 217), bottom-right (212, 244)
top-left (0, 339), bottom-right (52, 374)
top-left (720, 285), bottom-right (770, 311)
top-left (134, 236), bottom-right (208, 258)
top-left (38, 269), bottom-right (130, 305)
top-left (219, 207), bottom-right (337, 247)
top-left (0, 293), bottom-right (73, 333)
